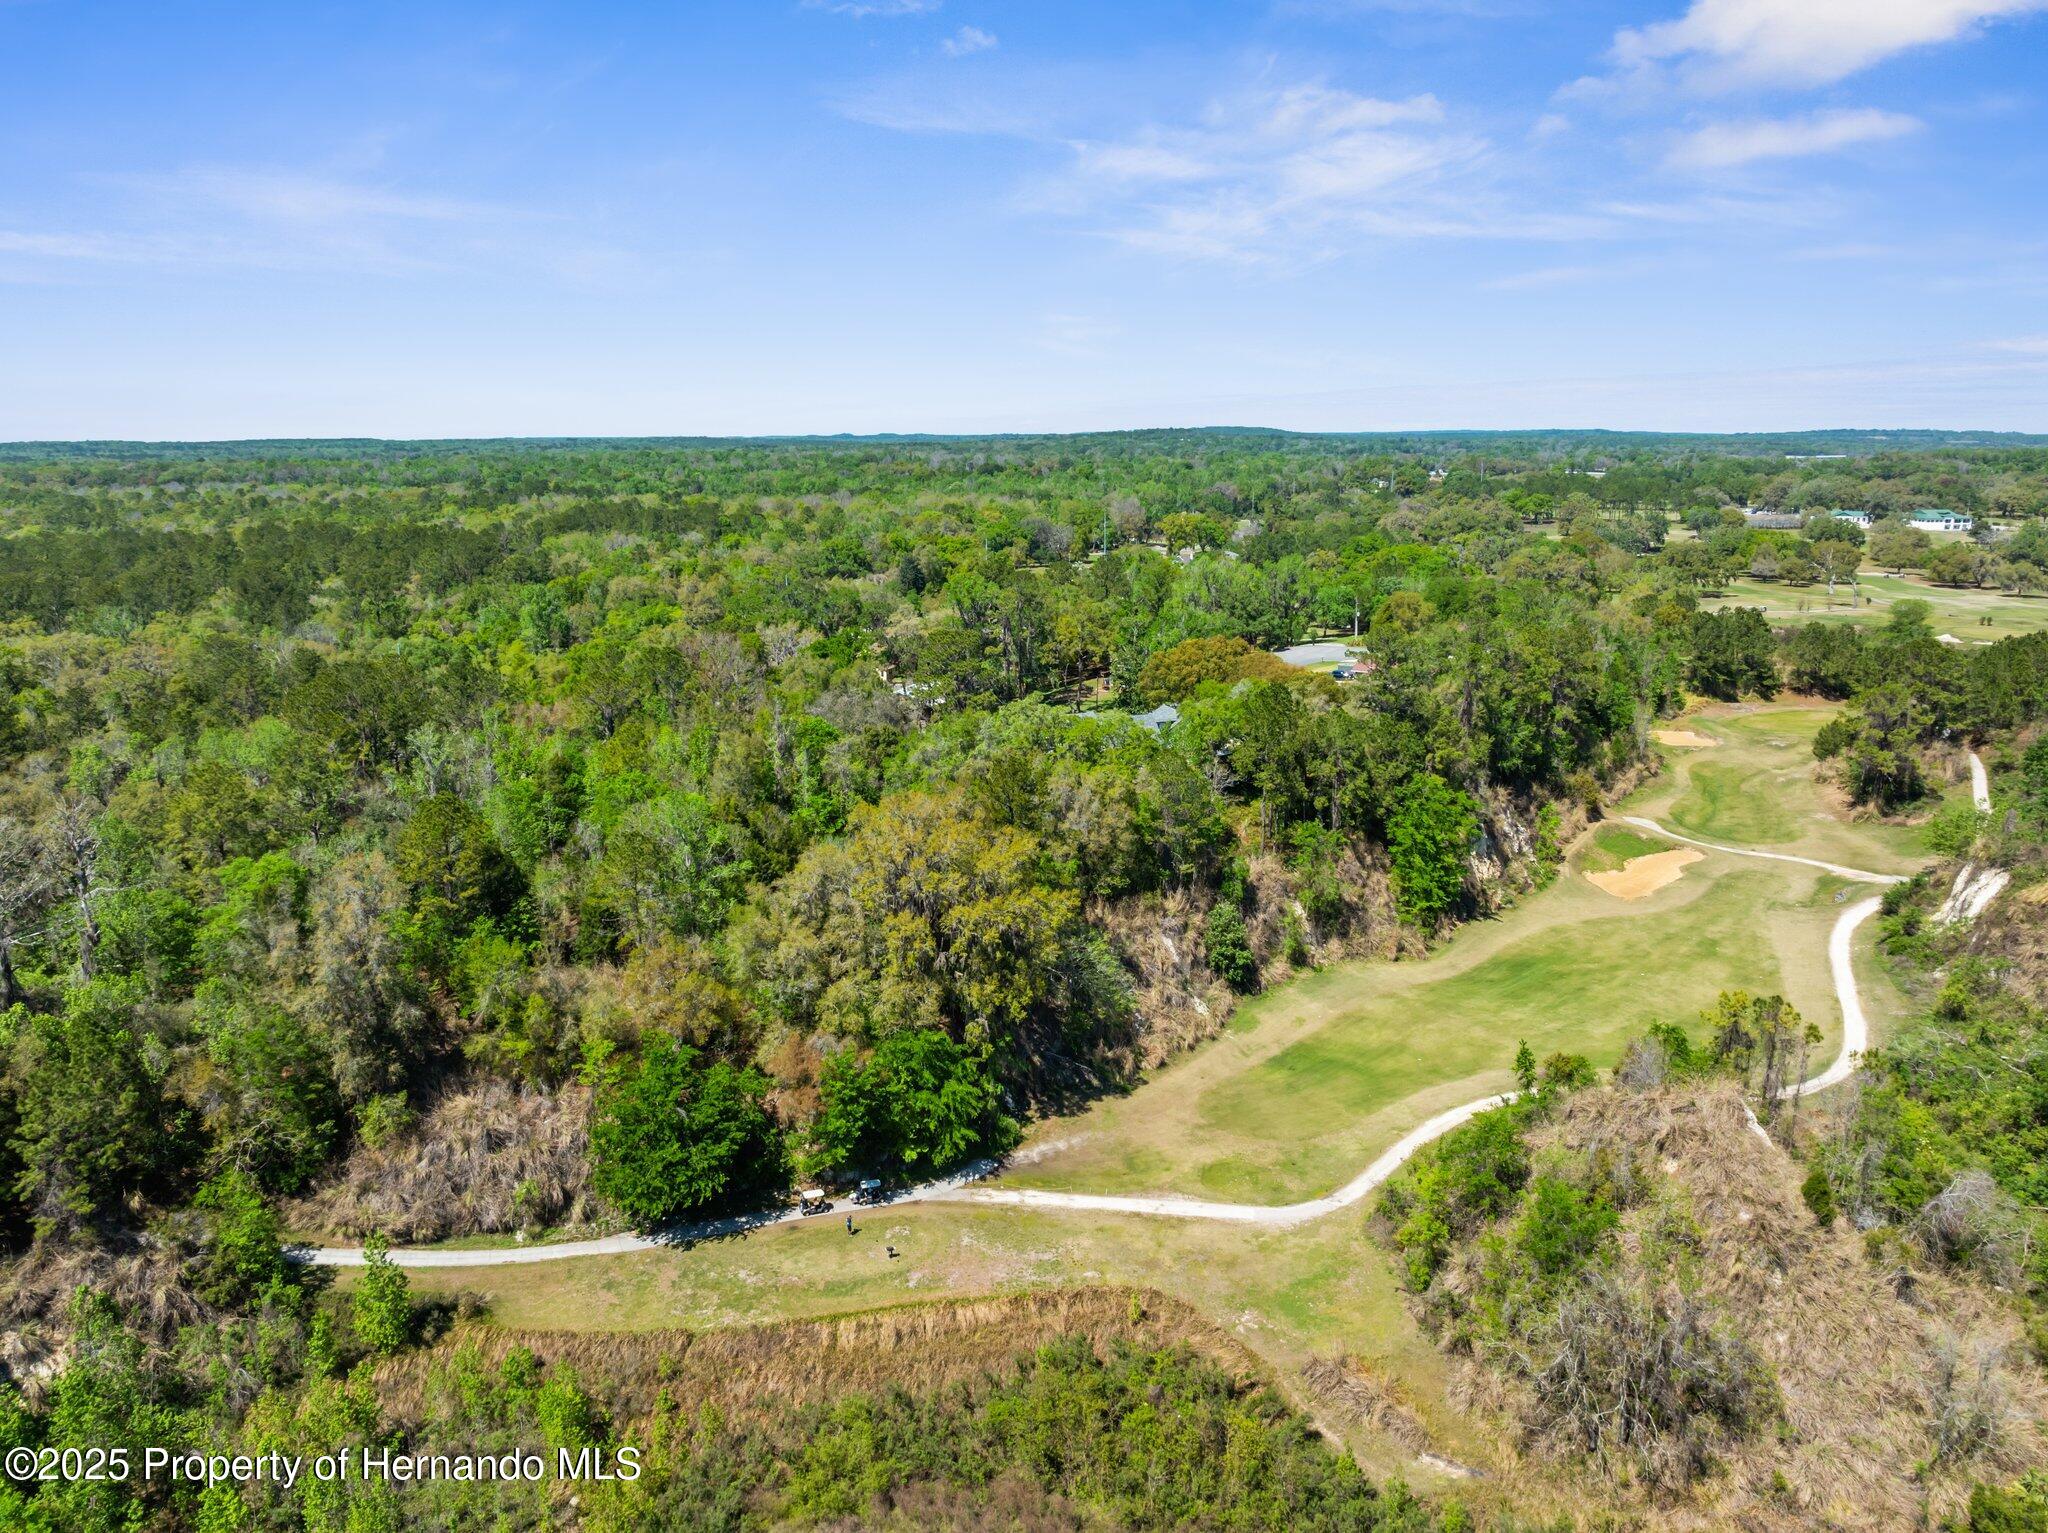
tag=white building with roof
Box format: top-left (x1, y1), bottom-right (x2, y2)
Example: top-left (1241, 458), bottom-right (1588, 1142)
top-left (1909, 509), bottom-right (1973, 532)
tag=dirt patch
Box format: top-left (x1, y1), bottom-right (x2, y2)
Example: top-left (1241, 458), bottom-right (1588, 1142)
top-left (1653, 729), bottom-right (1717, 749)
top-left (1586, 847), bottom-right (1703, 900)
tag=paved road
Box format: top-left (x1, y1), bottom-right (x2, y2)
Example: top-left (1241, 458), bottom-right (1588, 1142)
top-left (298, 1161), bottom-right (1002, 1269)
top-left (298, 815), bottom-right (1902, 1267)
top-left (932, 1093), bottom-right (1519, 1229)
top-left (1271, 640), bottom-right (1359, 668)
top-left (1789, 895), bottom-right (1880, 1097)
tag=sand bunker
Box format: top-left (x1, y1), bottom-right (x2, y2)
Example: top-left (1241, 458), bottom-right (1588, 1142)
top-left (1652, 728), bottom-right (1717, 749)
top-left (1586, 847), bottom-right (1703, 900)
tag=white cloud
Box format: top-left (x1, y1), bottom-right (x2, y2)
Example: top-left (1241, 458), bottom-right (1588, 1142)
top-left (1609, 0), bottom-right (2048, 90)
top-left (1666, 107), bottom-right (1923, 169)
top-left (1482, 262), bottom-right (1616, 290)
top-left (804, 0), bottom-right (941, 15)
top-left (832, 61), bottom-right (1092, 135)
top-left (128, 167), bottom-right (500, 224)
top-left (0, 231), bottom-right (135, 260)
top-left (940, 24), bottom-right (997, 56)
top-left (0, 164), bottom-right (631, 284)
top-left (1036, 83), bottom-right (1547, 262)
top-left (1787, 241), bottom-right (1907, 260)
top-left (1035, 312), bottom-right (1121, 358)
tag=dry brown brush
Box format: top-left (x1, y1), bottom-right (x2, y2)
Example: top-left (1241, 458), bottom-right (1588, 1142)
top-left (368, 1287), bottom-right (1262, 1431)
top-left (289, 1078), bottom-right (601, 1241)
top-left (1404, 1081), bottom-right (2048, 1530)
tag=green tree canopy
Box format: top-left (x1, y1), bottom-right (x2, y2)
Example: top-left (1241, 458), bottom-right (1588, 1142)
top-left (588, 1036), bottom-right (782, 1226)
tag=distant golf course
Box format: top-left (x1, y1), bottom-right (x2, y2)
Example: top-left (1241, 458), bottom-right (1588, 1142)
top-left (1706, 569), bottom-right (2048, 641)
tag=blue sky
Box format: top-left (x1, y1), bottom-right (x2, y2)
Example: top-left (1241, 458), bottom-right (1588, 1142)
top-left (3, 0), bottom-right (2045, 437)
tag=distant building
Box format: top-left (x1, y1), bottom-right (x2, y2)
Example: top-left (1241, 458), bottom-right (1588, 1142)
top-left (1743, 507), bottom-right (1803, 530)
top-left (1078, 701), bottom-right (1180, 732)
top-left (1830, 510), bottom-right (1873, 528)
top-left (1909, 509), bottom-right (1973, 532)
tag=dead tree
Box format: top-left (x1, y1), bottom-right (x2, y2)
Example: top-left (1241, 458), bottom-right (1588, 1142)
top-left (53, 801), bottom-right (104, 978)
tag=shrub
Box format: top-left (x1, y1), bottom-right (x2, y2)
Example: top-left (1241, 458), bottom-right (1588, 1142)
top-left (1203, 903), bottom-right (1258, 992)
top-left (1532, 1274), bottom-right (1778, 1485)
top-left (1519, 1176), bottom-right (1619, 1281)
top-left (353, 1233), bottom-right (413, 1355)
top-left (1613, 1036), bottom-right (1669, 1090)
top-left (1927, 1332), bottom-right (2009, 1466)
top-left (811, 1029), bottom-right (1008, 1177)
top-left (191, 1169), bottom-right (295, 1311)
top-left (1925, 801), bottom-right (1990, 860)
top-left (1288, 823), bottom-right (1349, 930)
top-left (1801, 1166), bottom-right (1837, 1228)
top-left (1281, 910), bottom-right (1312, 967)
top-left (1540, 1052), bottom-right (1596, 1095)
top-left (589, 1037), bottom-right (783, 1225)
top-left (1385, 1104), bottom-right (1532, 1289)
top-left (1532, 803), bottom-right (1564, 887)
top-left (1963, 1473), bottom-right (2048, 1532)
top-left (1917, 1171), bottom-right (2032, 1288)
top-left (1437, 1106), bottom-right (1533, 1220)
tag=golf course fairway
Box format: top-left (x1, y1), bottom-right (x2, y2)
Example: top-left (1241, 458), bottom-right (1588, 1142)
top-left (1002, 703), bottom-right (1916, 1204)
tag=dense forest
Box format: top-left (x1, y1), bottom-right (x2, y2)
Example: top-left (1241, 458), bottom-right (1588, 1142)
top-left (3, 432), bottom-right (2048, 1529)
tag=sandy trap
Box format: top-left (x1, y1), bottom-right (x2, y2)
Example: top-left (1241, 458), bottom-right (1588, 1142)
top-left (1586, 846), bottom-right (1702, 900)
top-left (1652, 727), bottom-right (1717, 749)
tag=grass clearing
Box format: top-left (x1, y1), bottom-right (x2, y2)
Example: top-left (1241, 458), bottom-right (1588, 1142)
top-left (355, 1195), bottom-right (1506, 1491)
top-left (1622, 705), bottom-right (1942, 873)
top-left (1577, 822), bottom-right (1673, 872)
top-left (1006, 854), bottom-right (1842, 1206)
top-left (1706, 571), bottom-right (2048, 641)
top-left (1001, 705), bottom-right (1911, 1207)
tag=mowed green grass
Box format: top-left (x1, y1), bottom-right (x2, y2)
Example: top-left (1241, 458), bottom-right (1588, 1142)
top-left (1707, 571), bottom-right (2048, 641)
top-left (1011, 851), bottom-right (1841, 1204)
top-left (1007, 704), bottom-right (1918, 1206)
top-left (1178, 864), bottom-right (1823, 1201)
top-left (1630, 707), bottom-right (1939, 872)
top-left (1669, 757), bottom-right (1799, 845)
top-left (1578, 823), bottom-right (1672, 870)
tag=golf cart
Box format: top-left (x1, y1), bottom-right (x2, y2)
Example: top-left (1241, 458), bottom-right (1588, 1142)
top-left (797, 1187), bottom-right (831, 1216)
top-left (853, 1178), bottom-right (885, 1206)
